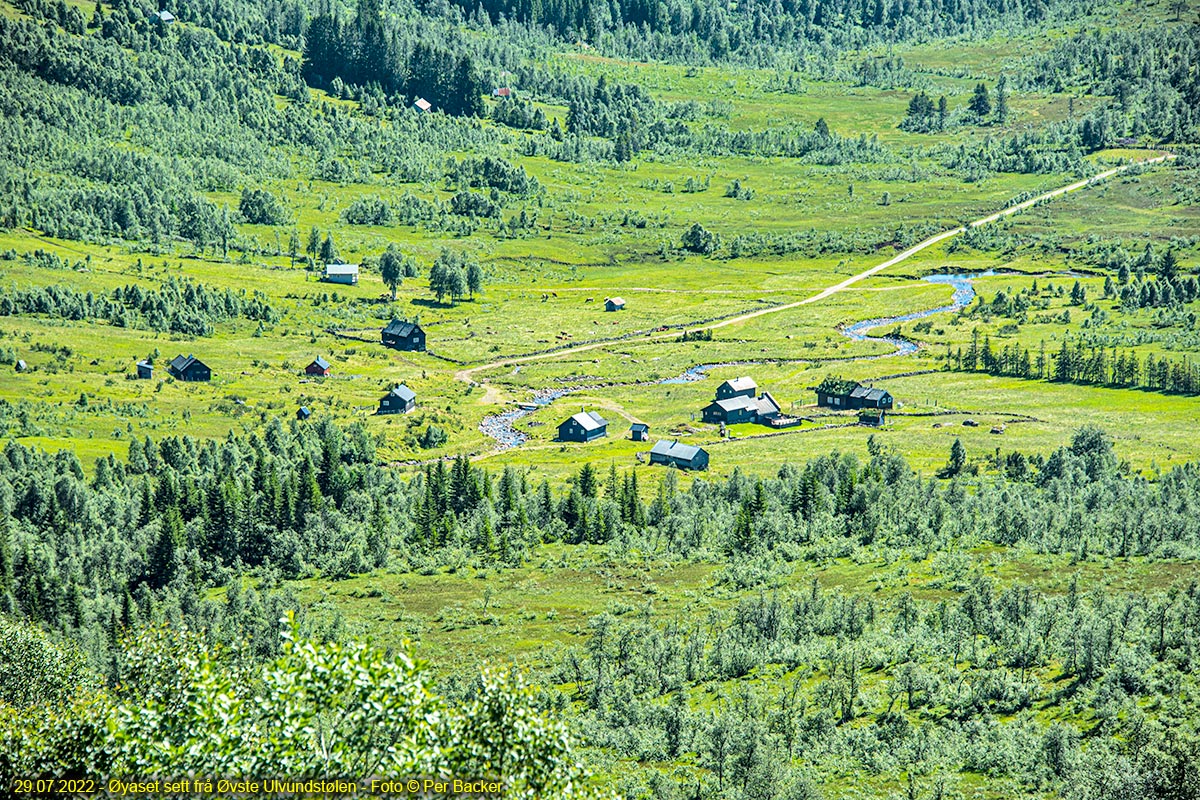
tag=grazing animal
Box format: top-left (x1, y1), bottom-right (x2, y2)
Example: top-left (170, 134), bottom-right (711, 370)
top-left (585, 297), bottom-right (594, 302)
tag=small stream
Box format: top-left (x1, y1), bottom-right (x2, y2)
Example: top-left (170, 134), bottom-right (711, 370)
top-left (478, 272), bottom-right (991, 449)
top-left (840, 271), bottom-right (990, 356)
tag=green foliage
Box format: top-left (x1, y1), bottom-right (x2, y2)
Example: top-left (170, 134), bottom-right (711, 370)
top-left (341, 195), bottom-right (395, 226)
top-left (681, 223), bottom-right (719, 255)
top-left (238, 188), bottom-right (288, 226)
top-left (0, 274), bottom-right (277, 336)
top-left (0, 617), bottom-right (606, 797)
top-left (420, 424), bottom-right (449, 449)
top-left (969, 83), bottom-right (993, 119)
top-left (378, 243), bottom-right (417, 299)
top-left (429, 249), bottom-right (481, 304)
top-left (0, 616), bottom-right (95, 708)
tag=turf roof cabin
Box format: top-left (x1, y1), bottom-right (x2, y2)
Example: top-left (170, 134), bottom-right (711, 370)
top-left (816, 377), bottom-right (893, 410)
top-left (167, 354), bottom-right (210, 382)
top-left (650, 440), bottom-right (708, 470)
top-left (378, 385), bottom-right (416, 414)
top-left (305, 357), bottom-right (331, 376)
top-left (382, 320), bottom-right (426, 351)
top-left (558, 411), bottom-right (607, 442)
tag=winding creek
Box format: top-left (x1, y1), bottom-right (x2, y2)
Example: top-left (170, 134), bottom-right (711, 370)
top-left (478, 272), bottom-right (990, 449)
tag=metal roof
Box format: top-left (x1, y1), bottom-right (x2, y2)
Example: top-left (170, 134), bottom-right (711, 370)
top-left (630, 422), bottom-right (649, 432)
top-left (311, 356), bottom-right (330, 370)
top-left (568, 411), bottom-right (606, 431)
top-left (850, 386), bottom-right (891, 401)
top-left (651, 440), bottom-right (705, 461)
top-left (722, 377), bottom-right (756, 392)
top-left (755, 392), bottom-right (781, 415)
top-left (413, 97), bottom-right (432, 111)
top-left (383, 320), bottom-right (421, 336)
top-left (606, 297), bottom-right (625, 306)
top-left (324, 263), bottom-right (359, 275)
top-left (169, 354), bottom-right (202, 372)
top-left (389, 385), bottom-right (416, 402)
top-left (712, 396), bottom-right (757, 412)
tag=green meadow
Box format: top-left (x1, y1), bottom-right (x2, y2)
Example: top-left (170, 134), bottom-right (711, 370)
top-left (2, 0), bottom-right (1199, 794)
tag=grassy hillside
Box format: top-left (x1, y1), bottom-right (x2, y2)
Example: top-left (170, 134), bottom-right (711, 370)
top-left (0, 0), bottom-right (1198, 796)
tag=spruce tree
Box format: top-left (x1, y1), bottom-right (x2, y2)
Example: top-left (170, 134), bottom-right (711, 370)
top-left (969, 83), bottom-right (992, 119)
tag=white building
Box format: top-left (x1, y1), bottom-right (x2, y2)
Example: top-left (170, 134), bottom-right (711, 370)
top-left (323, 263), bottom-right (359, 285)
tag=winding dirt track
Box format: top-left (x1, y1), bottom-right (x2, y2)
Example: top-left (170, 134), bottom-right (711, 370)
top-left (456, 154), bottom-right (1174, 385)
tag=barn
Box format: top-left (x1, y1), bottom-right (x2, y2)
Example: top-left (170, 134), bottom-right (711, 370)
top-left (382, 320), bottom-right (426, 351)
top-left (167, 354), bottom-right (210, 382)
top-left (650, 440), bottom-right (709, 470)
top-left (558, 411), bottom-right (607, 442)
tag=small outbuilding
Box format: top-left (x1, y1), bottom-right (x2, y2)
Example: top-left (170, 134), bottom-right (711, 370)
top-left (378, 385), bottom-right (416, 414)
top-left (323, 263), bottom-right (359, 285)
top-left (716, 377), bottom-right (757, 401)
top-left (382, 320), bottom-right (426, 351)
top-left (167, 354), bottom-right (211, 382)
top-left (650, 440), bottom-right (709, 471)
top-left (493, 87), bottom-right (512, 98)
top-left (152, 9), bottom-right (175, 23)
top-left (413, 97), bottom-right (432, 113)
top-left (604, 297), bottom-right (626, 312)
top-left (305, 357), bottom-right (331, 376)
top-left (858, 409), bottom-right (886, 427)
top-left (558, 411), bottom-right (607, 443)
top-left (296, 406), bottom-right (312, 421)
top-left (15, 359), bottom-right (27, 372)
top-left (630, 422), bottom-right (650, 442)
top-left (136, 360), bottom-right (153, 380)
